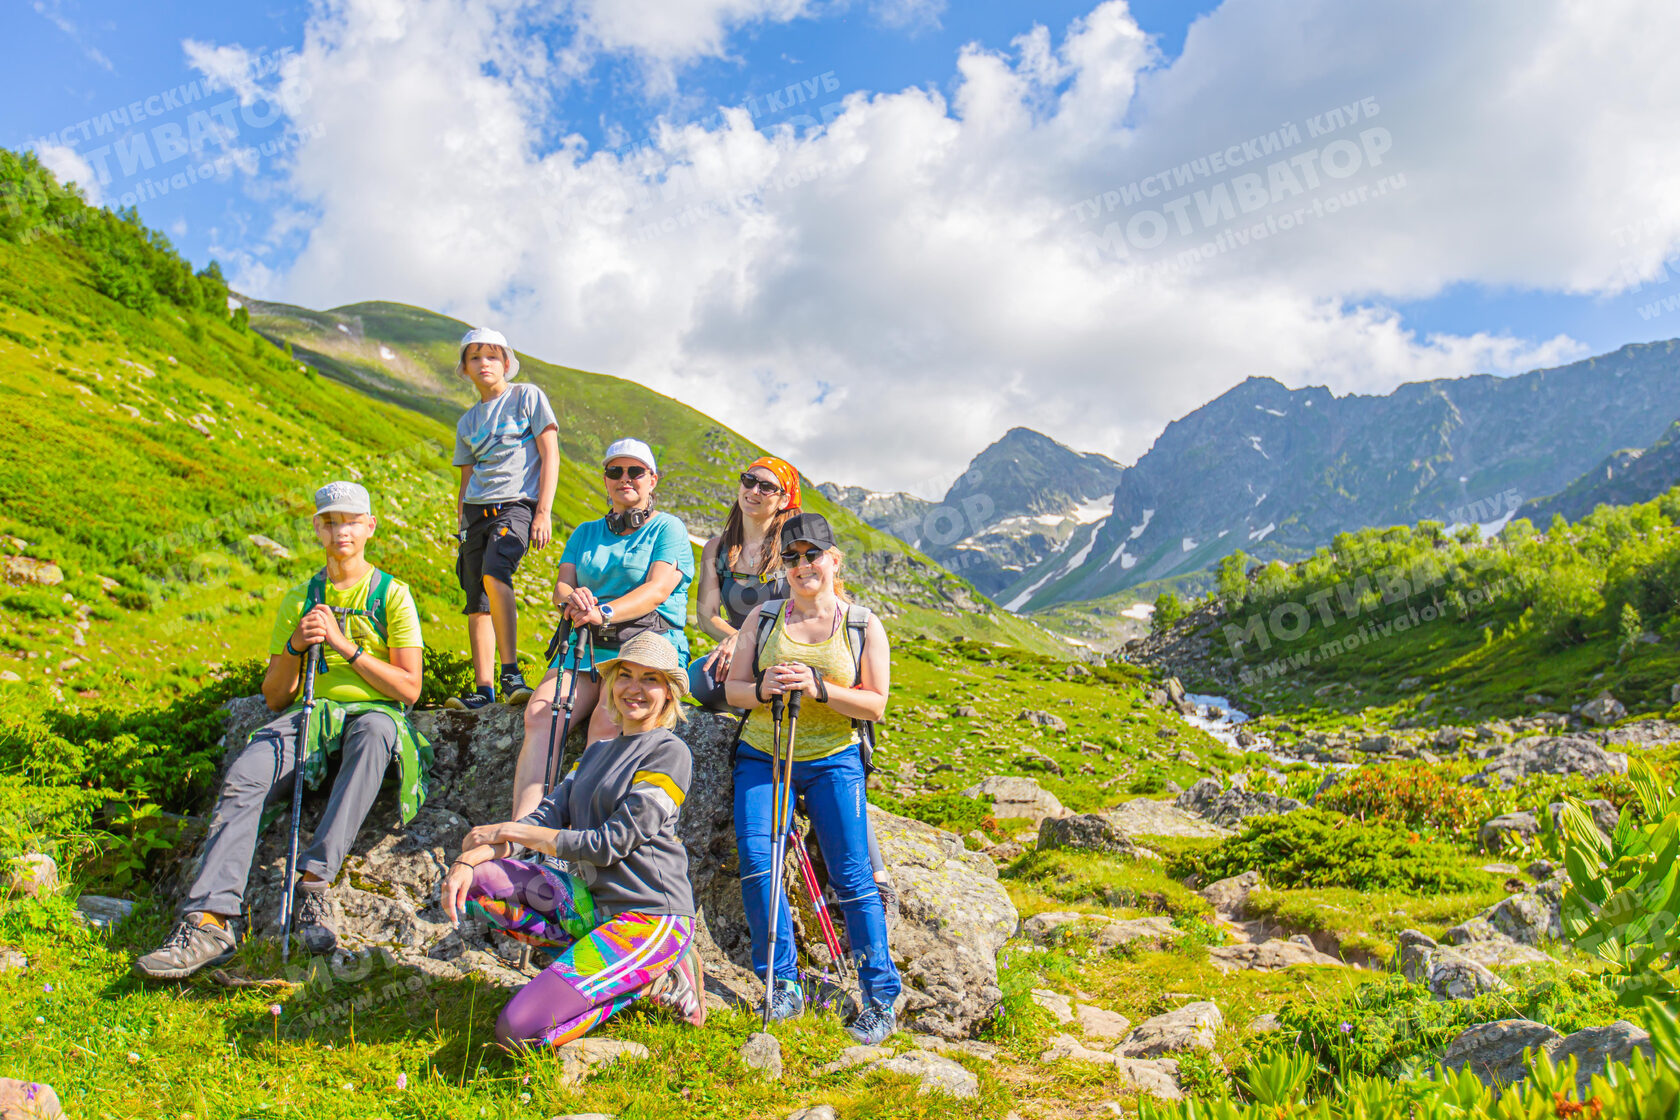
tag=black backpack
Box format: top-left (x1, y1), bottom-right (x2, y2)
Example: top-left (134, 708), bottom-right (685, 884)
top-left (748, 599), bottom-right (879, 773)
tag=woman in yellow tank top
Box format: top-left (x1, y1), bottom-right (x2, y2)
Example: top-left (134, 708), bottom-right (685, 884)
top-left (724, 512), bottom-right (901, 1045)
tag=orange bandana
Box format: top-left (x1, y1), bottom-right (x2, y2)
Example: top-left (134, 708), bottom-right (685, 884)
top-left (747, 455), bottom-right (801, 510)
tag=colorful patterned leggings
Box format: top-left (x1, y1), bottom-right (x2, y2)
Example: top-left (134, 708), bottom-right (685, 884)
top-left (465, 858), bottom-right (693, 1049)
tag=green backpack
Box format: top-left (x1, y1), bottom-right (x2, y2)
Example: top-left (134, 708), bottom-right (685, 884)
top-left (303, 567), bottom-right (395, 642)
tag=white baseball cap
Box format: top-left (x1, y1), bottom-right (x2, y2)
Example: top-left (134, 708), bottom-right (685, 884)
top-left (456, 326), bottom-right (521, 380)
top-left (603, 438), bottom-right (658, 473)
top-left (315, 480), bottom-right (371, 516)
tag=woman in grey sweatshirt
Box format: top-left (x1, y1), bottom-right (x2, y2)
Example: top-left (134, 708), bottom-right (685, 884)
top-left (441, 633), bottom-right (707, 1047)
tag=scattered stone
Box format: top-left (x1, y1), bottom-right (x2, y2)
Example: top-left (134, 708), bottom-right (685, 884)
top-left (2, 557), bottom-right (63, 586)
top-left (1200, 871), bottom-right (1261, 917)
top-left (1479, 863), bottom-right (1522, 876)
top-left (1039, 1033), bottom-right (1186, 1097)
top-left (1106, 797), bottom-right (1232, 839)
top-left (868, 1050), bottom-right (978, 1098)
top-left (74, 894), bottom-right (134, 929)
top-left (906, 1034), bottom-right (998, 1062)
top-left (1248, 1013), bottom-right (1281, 1033)
top-left (7, 853), bottom-right (58, 898)
top-left (1037, 813), bottom-right (1139, 856)
top-left (1397, 930), bottom-right (1508, 1000)
top-left (1017, 709), bottom-right (1068, 732)
top-left (1030, 989), bottom-right (1075, 1024)
top-left (1164, 677), bottom-right (1187, 703)
top-left (0, 951), bottom-right (27, 973)
top-left (1077, 1004), bottom-right (1131, 1040)
top-left (1579, 692), bottom-right (1626, 726)
top-left (785, 1106), bottom-right (839, 1120)
top-left (1445, 1018), bottom-right (1653, 1095)
top-left (0, 671), bottom-right (19, 683)
top-left (740, 1032), bottom-right (783, 1079)
top-left (1235, 727), bottom-right (1258, 748)
top-left (1465, 736), bottom-right (1628, 789)
top-left (0, 1079), bottom-right (63, 1118)
top-left (555, 1038), bottom-right (648, 1087)
top-left (1042, 1032), bottom-right (1117, 1065)
top-left (961, 775), bottom-right (1067, 826)
top-left (1115, 1001), bottom-right (1222, 1057)
top-left (1176, 778), bottom-right (1302, 829)
top-left (1020, 753), bottom-right (1064, 777)
top-left (951, 705), bottom-right (981, 718)
top-left (1207, 939), bottom-right (1344, 973)
top-left (1547, 1021), bottom-right (1655, 1094)
top-left (816, 1045), bottom-right (893, 1075)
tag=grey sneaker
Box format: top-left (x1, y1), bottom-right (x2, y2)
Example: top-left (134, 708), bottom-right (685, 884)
top-left (135, 912), bottom-right (237, 980)
top-left (291, 884), bottom-right (339, 955)
top-left (847, 999), bottom-right (897, 1045)
top-left (765, 977), bottom-right (805, 1022)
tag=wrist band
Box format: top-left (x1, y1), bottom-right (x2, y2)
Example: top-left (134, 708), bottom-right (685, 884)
top-left (451, 859), bottom-right (474, 870)
top-left (284, 638), bottom-right (304, 658)
top-left (756, 668), bottom-right (771, 704)
top-left (347, 645), bottom-right (364, 665)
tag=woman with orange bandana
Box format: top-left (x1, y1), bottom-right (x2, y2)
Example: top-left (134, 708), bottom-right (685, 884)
top-left (688, 455), bottom-right (804, 711)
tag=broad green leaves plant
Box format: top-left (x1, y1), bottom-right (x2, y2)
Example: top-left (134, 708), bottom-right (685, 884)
top-left (1548, 758), bottom-right (1680, 1006)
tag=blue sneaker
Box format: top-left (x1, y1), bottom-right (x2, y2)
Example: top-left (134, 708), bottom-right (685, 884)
top-left (765, 978), bottom-right (805, 1022)
top-left (847, 999), bottom-right (897, 1044)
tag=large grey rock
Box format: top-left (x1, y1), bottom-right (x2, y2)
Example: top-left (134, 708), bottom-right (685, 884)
top-left (1443, 1020), bottom-right (1563, 1087)
top-left (740, 1032), bottom-right (782, 1080)
top-left (0, 1078), bottom-right (63, 1118)
top-left (1036, 813), bottom-right (1139, 855)
top-left (187, 700), bottom-right (1015, 1038)
top-left (1579, 693), bottom-right (1626, 727)
top-left (1445, 1019), bottom-right (1654, 1095)
top-left (1106, 798), bottom-right (1232, 839)
top-left (1466, 737), bottom-right (1628, 789)
top-left (6, 853), bottom-right (58, 898)
top-left (1038, 1036), bottom-right (1184, 1099)
top-left (1479, 802), bottom-right (1618, 852)
top-left (1017, 709), bottom-right (1068, 732)
top-left (961, 775), bottom-right (1067, 826)
top-left (555, 1038), bottom-right (649, 1087)
top-left (1175, 778), bottom-right (1302, 829)
top-left (1397, 930), bottom-right (1508, 1000)
top-left (74, 894), bottom-right (134, 929)
top-left (1207, 939), bottom-right (1344, 973)
top-left (1115, 1001), bottom-right (1223, 1057)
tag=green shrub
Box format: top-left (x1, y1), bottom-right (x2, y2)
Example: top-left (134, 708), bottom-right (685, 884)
top-left (1171, 809), bottom-right (1485, 893)
top-left (890, 791), bottom-right (993, 835)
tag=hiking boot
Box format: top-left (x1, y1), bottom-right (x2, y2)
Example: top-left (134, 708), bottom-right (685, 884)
top-left (877, 879), bottom-right (899, 934)
top-left (646, 944), bottom-right (707, 1026)
top-left (846, 999), bottom-right (897, 1045)
top-left (135, 912), bottom-right (237, 980)
top-left (765, 977), bottom-right (804, 1022)
top-left (444, 687), bottom-right (495, 711)
top-left (291, 883), bottom-right (339, 955)
top-left (500, 670), bottom-right (534, 706)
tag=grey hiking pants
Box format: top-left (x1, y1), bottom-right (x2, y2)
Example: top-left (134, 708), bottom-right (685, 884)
top-left (181, 706), bottom-right (398, 918)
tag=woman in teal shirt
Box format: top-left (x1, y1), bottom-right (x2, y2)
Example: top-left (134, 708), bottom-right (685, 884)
top-left (510, 438), bottom-right (695, 818)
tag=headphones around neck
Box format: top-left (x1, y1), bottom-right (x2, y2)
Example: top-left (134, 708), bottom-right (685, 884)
top-left (606, 502), bottom-right (654, 534)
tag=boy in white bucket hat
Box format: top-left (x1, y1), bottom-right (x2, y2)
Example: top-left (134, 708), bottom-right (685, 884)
top-left (447, 327), bottom-right (560, 711)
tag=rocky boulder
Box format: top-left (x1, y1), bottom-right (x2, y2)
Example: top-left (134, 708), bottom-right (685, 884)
top-left (1397, 930), bottom-right (1508, 1001)
top-left (1579, 692), bottom-right (1626, 726)
top-left (1464, 737), bottom-right (1628, 789)
top-left (1174, 777), bottom-right (1302, 829)
top-left (1036, 813), bottom-right (1139, 856)
top-left (1445, 1018), bottom-right (1654, 1094)
top-left (1115, 1001), bottom-right (1223, 1058)
top-left (1106, 797), bottom-right (1232, 839)
top-left (186, 699), bottom-right (1016, 1038)
top-left (1017, 709), bottom-right (1068, 732)
top-left (960, 775), bottom-right (1068, 826)
top-left (1206, 939), bottom-right (1344, 973)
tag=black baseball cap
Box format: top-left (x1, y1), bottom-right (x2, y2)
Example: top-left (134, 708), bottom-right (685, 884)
top-left (780, 512), bottom-right (837, 553)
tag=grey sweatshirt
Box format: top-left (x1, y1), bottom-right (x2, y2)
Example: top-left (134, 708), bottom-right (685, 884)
top-left (518, 727), bottom-right (695, 919)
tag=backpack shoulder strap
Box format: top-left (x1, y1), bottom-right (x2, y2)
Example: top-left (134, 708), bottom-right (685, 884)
top-left (304, 569), bottom-right (328, 612)
top-left (364, 568), bottom-right (393, 641)
top-left (843, 603), bottom-right (870, 686)
top-left (751, 599), bottom-right (787, 676)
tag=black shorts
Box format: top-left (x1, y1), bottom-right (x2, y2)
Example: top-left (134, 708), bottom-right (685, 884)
top-left (457, 500), bottom-right (534, 614)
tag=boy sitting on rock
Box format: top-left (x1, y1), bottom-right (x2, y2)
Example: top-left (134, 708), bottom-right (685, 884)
top-left (136, 481), bottom-right (431, 979)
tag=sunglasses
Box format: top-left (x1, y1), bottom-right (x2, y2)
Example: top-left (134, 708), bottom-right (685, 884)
top-left (604, 465), bottom-right (650, 480)
top-left (739, 473), bottom-right (782, 495)
top-left (781, 546), bottom-right (825, 567)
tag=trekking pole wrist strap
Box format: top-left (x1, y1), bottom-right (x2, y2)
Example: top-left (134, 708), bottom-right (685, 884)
top-left (756, 668), bottom-right (772, 704)
top-left (812, 675), bottom-right (829, 704)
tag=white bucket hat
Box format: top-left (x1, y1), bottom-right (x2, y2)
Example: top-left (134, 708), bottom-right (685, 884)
top-left (597, 633), bottom-right (688, 697)
top-left (603, 437), bottom-right (658, 473)
top-left (456, 326), bottom-right (521, 380)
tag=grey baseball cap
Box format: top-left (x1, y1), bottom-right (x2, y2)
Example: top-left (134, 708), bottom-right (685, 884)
top-left (314, 480), bottom-right (371, 516)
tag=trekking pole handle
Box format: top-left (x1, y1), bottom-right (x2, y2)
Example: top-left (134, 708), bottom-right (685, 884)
top-left (771, 694), bottom-right (785, 720)
top-left (787, 689), bottom-right (802, 718)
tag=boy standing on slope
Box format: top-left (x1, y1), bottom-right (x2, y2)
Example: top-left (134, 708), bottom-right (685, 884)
top-left (445, 327), bottom-right (559, 710)
top-left (136, 482), bottom-right (431, 977)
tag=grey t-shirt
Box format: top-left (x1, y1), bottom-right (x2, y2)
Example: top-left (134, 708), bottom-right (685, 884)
top-left (453, 382), bottom-right (558, 504)
top-left (518, 728), bottom-right (695, 919)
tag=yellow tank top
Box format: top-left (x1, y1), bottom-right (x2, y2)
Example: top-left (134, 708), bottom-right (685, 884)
top-left (740, 604), bottom-right (859, 762)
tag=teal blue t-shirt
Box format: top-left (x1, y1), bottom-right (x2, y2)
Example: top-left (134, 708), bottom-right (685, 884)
top-left (559, 511), bottom-right (694, 662)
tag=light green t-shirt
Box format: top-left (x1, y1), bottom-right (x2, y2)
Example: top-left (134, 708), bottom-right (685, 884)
top-left (268, 566), bottom-right (424, 703)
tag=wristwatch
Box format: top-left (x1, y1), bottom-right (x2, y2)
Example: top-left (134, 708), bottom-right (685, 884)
top-left (599, 603), bottom-right (615, 621)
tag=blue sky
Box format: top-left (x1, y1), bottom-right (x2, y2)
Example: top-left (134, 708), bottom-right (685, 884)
top-left (5, 1), bottom-right (1679, 491)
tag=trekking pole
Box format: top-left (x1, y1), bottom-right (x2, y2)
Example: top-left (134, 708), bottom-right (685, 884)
top-left (279, 637), bottom-right (321, 965)
top-left (761, 691), bottom-right (788, 1027)
top-left (541, 619), bottom-right (576, 792)
top-left (791, 820), bottom-right (848, 982)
